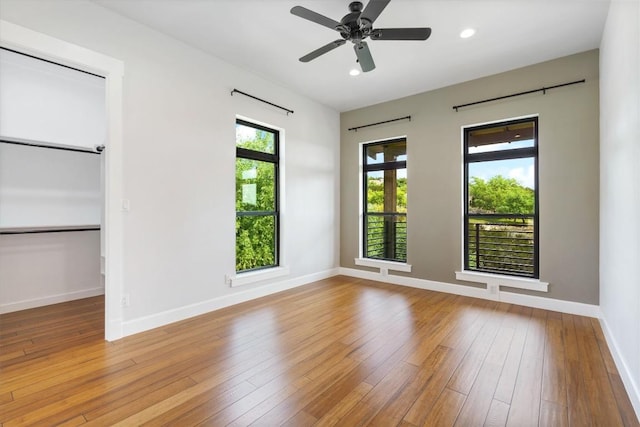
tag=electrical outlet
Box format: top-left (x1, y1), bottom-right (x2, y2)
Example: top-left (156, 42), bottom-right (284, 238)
top-left (488, 284), bottom-right (498, 294)
top-left (121, 293), bottom-right (130, 307)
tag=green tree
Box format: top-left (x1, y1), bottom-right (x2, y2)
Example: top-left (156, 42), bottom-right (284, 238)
top-left (469, 176), bottom-right (533, 219)
top-left (366, 176), bottom-right (407, 212)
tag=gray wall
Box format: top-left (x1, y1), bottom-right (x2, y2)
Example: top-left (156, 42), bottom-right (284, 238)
top-left (341, 50), bottom-right (599, 305)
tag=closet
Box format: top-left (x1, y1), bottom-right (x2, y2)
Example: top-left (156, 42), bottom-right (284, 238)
top-left (0, 48), bottom-right (106, 313)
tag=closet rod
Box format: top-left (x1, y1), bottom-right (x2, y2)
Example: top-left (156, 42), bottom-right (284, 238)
top-left (1, 47), bottom-right (105, 79)
top-left (452, 79), bottom-right (586, 111)
top-left (0, 139), bottom-right (103, 154)
top-left (348, 115), bottom-right (411, 132)
top-left (0, 227), bottom-right (100, 235)
top-left (231, 89), bottom-right (294, 115)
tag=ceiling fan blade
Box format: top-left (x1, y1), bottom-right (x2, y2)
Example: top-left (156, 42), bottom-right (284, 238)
top-left (354, 42), bottom-right (375, 72)
top-left (371, 27), bottom-right (432, 41)
top-left (299, 39), bottom-right (346, 62)
top-left (361, 0), bottom-right (391, 25)
top-left (290, 6), bottom-right (341, 31)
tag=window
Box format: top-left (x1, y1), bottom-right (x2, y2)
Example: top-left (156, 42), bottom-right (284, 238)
top-left (363, 138), bottom-right (407, 262)
top-left (464, 117), bottom-right (539, 278)
top-left (235, 119), bottom-right (279, 272)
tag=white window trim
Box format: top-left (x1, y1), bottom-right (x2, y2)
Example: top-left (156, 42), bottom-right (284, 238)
top-left (455, 270), bottom-right (548, 292)
top-left (355, 258), bottom-right (412, 275)
top-left (227, 266), bottom-right (290, 288)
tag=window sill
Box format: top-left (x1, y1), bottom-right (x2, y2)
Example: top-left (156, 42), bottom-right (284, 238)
top-left (455, 270), bottom-right (548, 292)
top-left (355, 258), bottom-right (412, 274)
top-left (226, 266), bottom-right (290, 288)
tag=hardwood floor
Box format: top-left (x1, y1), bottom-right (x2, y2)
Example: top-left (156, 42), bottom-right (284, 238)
top-left (0, 276), bottom-right (638, 426)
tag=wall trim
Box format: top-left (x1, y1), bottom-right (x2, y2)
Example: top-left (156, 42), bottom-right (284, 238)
top-left (121, 268), bottom-right (339, 337)
top-left (355, 258), bottom-right (412, 273)
top-left (599, 313), bottom-right (640, 421)
top-left (0, 287), bottom-right (105, 314)
top-left (338, 267), bottom-right (599, 317)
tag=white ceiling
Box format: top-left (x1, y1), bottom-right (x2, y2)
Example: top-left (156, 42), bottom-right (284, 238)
top-left (94, 0), bottom-right (610, 112)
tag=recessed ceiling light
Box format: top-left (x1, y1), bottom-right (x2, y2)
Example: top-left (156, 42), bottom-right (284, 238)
top-left (349, 69), bottom-right (360, 76)
top-left (460, 28), bottom-right (476, 39)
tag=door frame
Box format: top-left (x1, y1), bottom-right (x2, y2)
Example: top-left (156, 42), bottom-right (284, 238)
top-left (0, 20), bottom-right (125, 340)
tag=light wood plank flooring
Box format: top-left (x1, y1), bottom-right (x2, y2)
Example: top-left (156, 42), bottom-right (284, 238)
top-left (0, 276), bottom-right (638, 426)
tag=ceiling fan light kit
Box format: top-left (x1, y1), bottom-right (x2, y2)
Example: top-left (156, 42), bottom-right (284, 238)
top-left (291, 0), bottom-right (432, 72)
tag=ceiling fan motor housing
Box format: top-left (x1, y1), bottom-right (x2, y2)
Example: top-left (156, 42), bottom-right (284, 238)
top-left (340, 2), bottom-right (372, 43)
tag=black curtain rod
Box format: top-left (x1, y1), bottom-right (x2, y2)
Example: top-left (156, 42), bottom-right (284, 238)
top-left (348, 115), bottom-right (411, 132)
top-left (452, 79), bottom-right (586, 111)
top-left (0, 139), bottom-right (103, 154)
top-left (0, 227), bottom-right (100, 235)
top-left (231, 89), bottom-right (294, 115)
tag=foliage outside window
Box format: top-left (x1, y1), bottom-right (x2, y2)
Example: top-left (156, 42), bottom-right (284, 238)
top-left (464, 117), bottom-right (539, 278)
top-left (235, 120), bottom-right (279, 272)
top-left (363, 138), bottom-right (407, 262)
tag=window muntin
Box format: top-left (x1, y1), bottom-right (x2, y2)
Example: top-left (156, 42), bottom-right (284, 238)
top-left (363, 139), bottom-right (407, 262)
top-left (235, 119), bottom-right (279, 272)
top-left (464, 118), bottom-right (538, 278)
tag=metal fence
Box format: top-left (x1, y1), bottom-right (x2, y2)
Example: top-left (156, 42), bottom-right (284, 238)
top-left (366, 214), bottom-right (407, 262)
top-left (467, 221), bottom-right (534, 277)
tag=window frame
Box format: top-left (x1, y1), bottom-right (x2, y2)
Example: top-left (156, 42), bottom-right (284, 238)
top-left (463, 116), bottom-right (539, 278)
top-left (235, 118), bottom-right (280, 273)
top-left (362, 137), bottom-right (407, 263)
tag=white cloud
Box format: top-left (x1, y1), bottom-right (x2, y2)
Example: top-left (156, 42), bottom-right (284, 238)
top-left (508, 165), bottom-right (535, 189)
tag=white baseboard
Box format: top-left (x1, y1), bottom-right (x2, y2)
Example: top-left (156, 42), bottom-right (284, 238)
top-left (122, 268), bottom-right (339, 337)
top-left (599, 314), bottom-right (640, 421)
top-left (0, 287), bottom-right (105, 314)
top-left (338, 267), bottom-right (600, 318)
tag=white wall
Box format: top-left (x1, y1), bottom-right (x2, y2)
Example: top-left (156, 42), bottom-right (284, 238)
top-left (0, 48), bottom-right (106, 150)
top-left (0, 0), bottom-right (340, 334)
top-left (0, 143), bottom-right (101, 228)
top-left (0, 231), bottom-right (102, 313)
top-left (599, 0), bottom-right (640, 418)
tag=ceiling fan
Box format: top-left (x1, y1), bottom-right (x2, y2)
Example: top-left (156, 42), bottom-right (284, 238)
top-left (290, 0), bottom-right (432, 73)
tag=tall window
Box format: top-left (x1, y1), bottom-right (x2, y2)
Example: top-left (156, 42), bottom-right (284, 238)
top-left (235, 119), bottom-right (279, 272)
top-left (363, 138), bottom-right (407, 262)
top-left (464, 117), bottom-right (538, 278)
